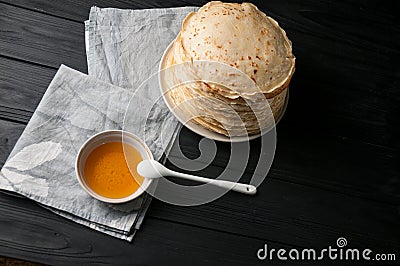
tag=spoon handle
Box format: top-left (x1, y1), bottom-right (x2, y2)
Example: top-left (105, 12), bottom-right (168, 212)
top-left (215, 180), bottom-right (257, 195)
top-left (170, 170), bottom-right (257, 195)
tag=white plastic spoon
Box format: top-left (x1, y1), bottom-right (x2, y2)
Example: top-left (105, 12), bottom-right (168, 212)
top-left (137, 159), bottom-right (257, 195)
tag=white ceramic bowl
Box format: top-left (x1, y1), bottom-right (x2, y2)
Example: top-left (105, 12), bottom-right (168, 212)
top-left (75, 130), bottom-right (153, 203)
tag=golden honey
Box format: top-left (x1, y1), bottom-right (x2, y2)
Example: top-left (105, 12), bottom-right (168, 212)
top-left (84, 142), bottom-right (144, 199)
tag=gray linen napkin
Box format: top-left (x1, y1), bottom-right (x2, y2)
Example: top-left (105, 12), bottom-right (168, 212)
top-left (0, 6), bottom-right (196, 241)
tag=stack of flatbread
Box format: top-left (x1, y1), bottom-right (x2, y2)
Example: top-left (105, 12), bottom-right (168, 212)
top-left (162, 1), bottom-right (295, 137)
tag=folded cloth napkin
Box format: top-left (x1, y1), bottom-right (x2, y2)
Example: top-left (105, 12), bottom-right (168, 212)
top-left (0, 6), bottom-right (196, 241)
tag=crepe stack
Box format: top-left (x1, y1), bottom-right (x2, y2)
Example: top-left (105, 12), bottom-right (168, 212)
top-left (163, 1), bottom-right (295, 137)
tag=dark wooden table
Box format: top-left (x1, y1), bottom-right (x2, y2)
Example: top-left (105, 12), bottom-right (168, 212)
top-left (0, 0), bottom-right (399, 265)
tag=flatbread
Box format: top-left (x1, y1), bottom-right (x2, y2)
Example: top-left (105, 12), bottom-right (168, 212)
top-left (161, 1), bottom-right (295, 137)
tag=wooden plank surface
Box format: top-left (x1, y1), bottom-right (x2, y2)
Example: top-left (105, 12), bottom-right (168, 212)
top-left (1, 0), bottom-right (399, 148)
top-left (0, 0), bottom-right (399, 265)
top-left (0, 0), bottom-right (198, 22)
top-left (1, 49), bottom-right (398, 251)
top-left (1, 55), bottom-right (398, 203)
top-left (0, 1), bottom-right (398, 202)
top-left (0, 192), bottom-right (300, 266)
top-left (0, 120), bottom-right (25, 165)
top-left (0, 3), bottom-right (86, 71)
top-left (0, 56), bottom-right (56, 123)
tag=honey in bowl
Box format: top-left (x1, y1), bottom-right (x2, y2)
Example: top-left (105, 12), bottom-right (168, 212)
top-left (83, 142), bottom-right (144, 199)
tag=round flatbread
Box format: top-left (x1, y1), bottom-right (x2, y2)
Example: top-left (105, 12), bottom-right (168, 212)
top-left (161, 1), bottom-right (295, 137)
